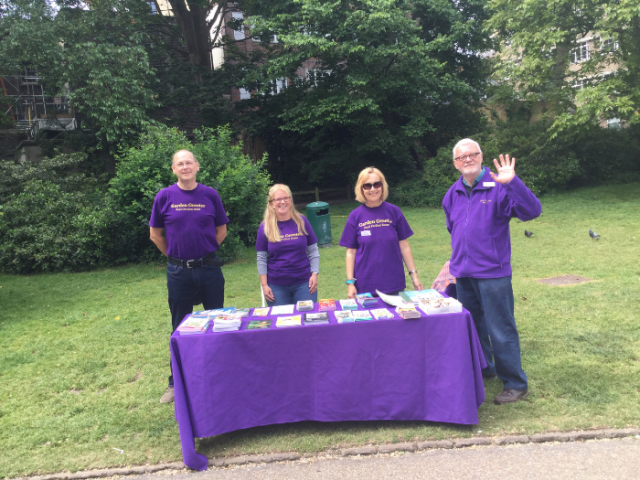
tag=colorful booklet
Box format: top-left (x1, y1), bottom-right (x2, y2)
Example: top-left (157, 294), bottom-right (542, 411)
top-left (356, 293), bottom-right (378, 308)
top-left (296, 300), bottom-right (315, 311)
top-left (396, 306), bottom-right (421, 319)
top-left (177, 314), bottom-right (210, 334)
top-left (212, 317), bottom-right (242, 332)
top-left (204, 307), bottom-right (236, 317)
top-left (339, 299), bottom-right (358, 310)
top-left (276, 315), bottom-right (303, 327)
top-left (252, 307), bottom-right (270, 316)
top-left (304, 312), bottom-right (330, 325)
top-left (370, 308), bottom-right (395, 320)
top-left (247, 320), bottom-right (272, 330)
top-left (271, 304), bottom-right (295, 315)
top-left (335, 310), bottom-right (355, 323)
top-left (318, 299), bottom-right (337, 311)
top-left (352, 310), bottom-right (373, 321)
top-left (418, 297), bottom-right (463, 315)
top-left (233, 308), bottom-right (251, 317)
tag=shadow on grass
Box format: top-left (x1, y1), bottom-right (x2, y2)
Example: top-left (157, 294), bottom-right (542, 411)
top-left (196, 420), bottom-right (474, 457)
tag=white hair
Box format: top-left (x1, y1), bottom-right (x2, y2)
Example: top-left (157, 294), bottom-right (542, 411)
top-left (452, 139), bottom-right (482, 160)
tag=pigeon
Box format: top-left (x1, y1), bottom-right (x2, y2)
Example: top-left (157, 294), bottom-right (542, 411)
top-left (589, 229), bottom-right (600, 240)
top-left (524, 230), bottom-right (533, 238)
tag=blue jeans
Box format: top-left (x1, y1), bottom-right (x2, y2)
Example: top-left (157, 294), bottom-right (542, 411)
top-left (267, 281), bottom-right (317, 307)
top-left (456, 276), bottom-right (528, 391)
top-left (167, 262), bottom-right (225, 386)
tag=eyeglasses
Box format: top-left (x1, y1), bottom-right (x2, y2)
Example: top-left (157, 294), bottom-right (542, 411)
top-left (270, 196), bottom-right (291, 204)
top-left (362, 181), bottom-right (383, 190)
top-left (454, 152), bottom-right (481, 162)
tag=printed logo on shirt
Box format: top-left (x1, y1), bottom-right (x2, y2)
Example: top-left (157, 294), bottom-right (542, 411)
top-left (358, 218), bottom-right (393, 229)
top-left (282, 232), bottom-right (304, 241)
top-left (171, 203), bottom-right (206, 211)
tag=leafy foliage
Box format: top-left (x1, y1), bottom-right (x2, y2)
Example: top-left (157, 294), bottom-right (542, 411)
top-left (391, 118), bottom-right (640, 207)
top-left (109, 125), bottom-right (271, 262)
top-left (235, 0), bottom-right (492, 187)
top-left (487, 0), bottom-right (640, 134)
top-left (0, 152), bottom-right (120, 273)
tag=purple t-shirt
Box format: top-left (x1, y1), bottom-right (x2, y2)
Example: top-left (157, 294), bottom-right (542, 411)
top-left (255, 217), bottom-right (318, 287)
top-left (149, 183), bottom-right (229, 260)
top-left (339, 202), bottom-right (413, 295)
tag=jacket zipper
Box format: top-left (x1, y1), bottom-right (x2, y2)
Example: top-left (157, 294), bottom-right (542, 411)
top-left (463, 190), bottom-right (472, 277)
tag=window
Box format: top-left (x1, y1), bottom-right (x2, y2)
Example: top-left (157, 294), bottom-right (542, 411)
top-left (572, 79), bottom-right (587, 89)
top-left (571, 41), bottom-right (589, 63)
top-left (601, 37), bottom-right (619, 53)
top-left (146, 1), bottom-right (158, 14)
top-left (239, 88), bottom-right (250, 100)
top-left (232, 12), bottom-right (245, 40)
top-left (607, 118), bottom-right (621, 129)
top-left (307, 69), bottom-right (331, 86)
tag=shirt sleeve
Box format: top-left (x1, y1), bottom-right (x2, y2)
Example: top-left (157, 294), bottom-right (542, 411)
top-left (339, 210), bottom-right (360, 249)
top-left (394, 208), bottom-right (414, 241)
top-left (303, 217), bottom-right (318, 245)
top-left (149, 192), bottom-right (165, 228)
top-left (255, 223), bottom-right (268, 251)
top-left (306, 243), bottom-right (320, 273)
top-left (256, 250), bottom-right (268, 276)
top-left (211, 188), bottom-right (230, 226)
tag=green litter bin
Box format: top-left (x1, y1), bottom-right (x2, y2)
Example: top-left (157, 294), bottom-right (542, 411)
top-left (306, 201), bottom-right (332, 247)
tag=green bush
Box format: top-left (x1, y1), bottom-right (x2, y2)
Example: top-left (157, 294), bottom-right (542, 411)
top-left (0, 180), bottom-right (118, 273)
top-left (391, 118), bottom-right (640, 207)
top-left (109, 125), bottom-right (271, 262)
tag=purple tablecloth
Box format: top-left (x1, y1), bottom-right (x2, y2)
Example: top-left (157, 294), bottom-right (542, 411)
top-left (170, 302), bottom-right (486, 470)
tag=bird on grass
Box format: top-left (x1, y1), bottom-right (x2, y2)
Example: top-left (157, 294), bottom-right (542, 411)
top-left (524, 230), bottom-right (534, 238)
top-left (589, 229), bottom-right (600, 240)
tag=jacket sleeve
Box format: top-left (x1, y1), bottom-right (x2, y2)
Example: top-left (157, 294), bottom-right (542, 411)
top-left (499, 175), bottom-right (542, 222)
top-left (442, 192), bottom-right (453, 234)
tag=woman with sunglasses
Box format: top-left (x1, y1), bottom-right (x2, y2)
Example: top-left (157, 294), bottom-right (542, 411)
top-left (256, 184), bottom-right (320, 306)
top-left (339, 167), bottom-right (423, 298)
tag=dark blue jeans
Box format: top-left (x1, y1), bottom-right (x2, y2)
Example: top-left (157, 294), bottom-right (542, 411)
top-left (456, 276), bottom-right (528, 391)
top-left (167, 262), bottom-right (224, 386)
top-left (267, 281), bottom-right (317, 307)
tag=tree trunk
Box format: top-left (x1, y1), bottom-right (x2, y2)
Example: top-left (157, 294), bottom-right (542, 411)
top-left (167, 0), bottom-right (212, 71)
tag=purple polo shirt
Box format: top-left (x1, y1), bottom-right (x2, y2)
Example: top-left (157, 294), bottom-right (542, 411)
top-left (339, 202), bottom-right (413, 295)
top-left (255, 217), bottom-right (318, 286)
top-left (149, 183), bottom-right (229, 260)
top-left (443, 167), bottom-right (542, 278)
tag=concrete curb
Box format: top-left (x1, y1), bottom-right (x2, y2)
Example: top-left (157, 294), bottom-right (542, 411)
top-left (11, 428), bottom-right (640, 480)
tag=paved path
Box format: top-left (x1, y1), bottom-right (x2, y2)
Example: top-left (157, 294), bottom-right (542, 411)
top-left (129, 438), bottom-right (640, 480)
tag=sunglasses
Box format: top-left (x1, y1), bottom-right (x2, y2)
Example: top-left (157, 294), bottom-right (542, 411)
top-left (362, 181), bottom-right (383, 190)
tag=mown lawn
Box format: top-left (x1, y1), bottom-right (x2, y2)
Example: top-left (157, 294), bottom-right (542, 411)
top-left (1, 183), bottom-right (639, 477)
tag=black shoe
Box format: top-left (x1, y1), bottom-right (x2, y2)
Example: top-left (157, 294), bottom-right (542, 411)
top-left (494, 388), bottom-right (529, 405)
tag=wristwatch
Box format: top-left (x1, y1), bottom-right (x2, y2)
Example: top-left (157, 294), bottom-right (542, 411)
top-left (408, 270), bottom-right (418, 275)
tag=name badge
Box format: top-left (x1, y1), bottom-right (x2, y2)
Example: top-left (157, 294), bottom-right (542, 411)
top-left (483, 182), bottom-right (496, 187)
top-left (361, 230), bottom-right (371, 236)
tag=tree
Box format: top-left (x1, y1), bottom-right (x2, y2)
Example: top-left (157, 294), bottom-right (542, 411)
top-left (0, 0), bottom-right (159, 147)
top-left (487, 0), bottom-right (640, 135)
top-left (233, 0), bottom-right (492, 187)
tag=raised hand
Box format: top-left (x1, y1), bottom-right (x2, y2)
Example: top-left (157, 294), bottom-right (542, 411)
top-left (490, 154), bottom-right (516, 184)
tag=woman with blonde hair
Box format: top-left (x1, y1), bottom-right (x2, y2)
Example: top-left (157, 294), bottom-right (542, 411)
top-left (339, 167), bottom-right (423, 298)
top-left (256, 184), bottom-right (320, 306)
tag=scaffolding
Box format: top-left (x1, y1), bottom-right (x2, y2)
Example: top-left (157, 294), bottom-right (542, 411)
top-left (1, 67), bottom-right (77, 138)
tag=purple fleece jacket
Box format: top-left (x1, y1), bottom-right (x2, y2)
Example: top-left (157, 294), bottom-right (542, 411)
top-left (442, 167), bottom-right (541, 279)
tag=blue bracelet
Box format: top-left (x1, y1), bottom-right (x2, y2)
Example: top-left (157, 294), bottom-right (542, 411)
top-left (346, 279), bottom-right (356, 285)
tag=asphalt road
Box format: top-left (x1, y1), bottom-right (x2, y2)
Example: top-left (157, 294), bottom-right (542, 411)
top-left (129, 437), bottom-right (640, 480)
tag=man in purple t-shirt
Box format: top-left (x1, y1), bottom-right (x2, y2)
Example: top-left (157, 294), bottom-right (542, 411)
top-left (149, 150), bottom-right (229, 403)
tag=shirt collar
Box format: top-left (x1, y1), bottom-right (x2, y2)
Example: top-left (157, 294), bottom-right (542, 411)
top-left (462, 168), bottom-right (485, 187)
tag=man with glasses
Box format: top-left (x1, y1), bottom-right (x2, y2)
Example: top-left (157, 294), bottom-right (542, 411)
top-left (149, 150), bottom-right (229, 403)
top-left (443, 139), bottom-right (541, 405)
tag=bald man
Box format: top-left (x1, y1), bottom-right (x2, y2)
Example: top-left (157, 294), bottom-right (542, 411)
top-left (149, 150), bottom-right (229, 403)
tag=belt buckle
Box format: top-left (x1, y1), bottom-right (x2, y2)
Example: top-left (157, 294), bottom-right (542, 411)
top-left (186, 259), bottom-right (196, 268)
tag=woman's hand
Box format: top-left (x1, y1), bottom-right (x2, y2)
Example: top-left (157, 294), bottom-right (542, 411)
top-left (262, 284), bottom-right (275, 303)
top-left (309, 273), bottom-right (318, 294)
top-left (347, 283), bottom-right (357, 299)
top-left (410, 273), bottom-right (423, 291)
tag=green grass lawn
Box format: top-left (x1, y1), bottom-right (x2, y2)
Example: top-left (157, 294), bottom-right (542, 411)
top-left (1, 183), bottom-right (640, 477)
